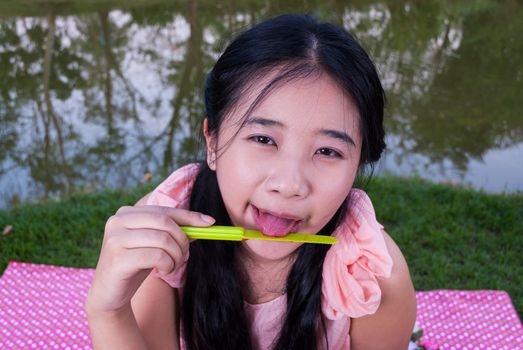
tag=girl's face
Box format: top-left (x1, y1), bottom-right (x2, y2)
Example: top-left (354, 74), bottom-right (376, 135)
top-left (205, 74), bottom-right (362, 262)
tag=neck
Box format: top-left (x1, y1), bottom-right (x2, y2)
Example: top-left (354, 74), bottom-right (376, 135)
top-left (237, 246), bottom-right (296, 304)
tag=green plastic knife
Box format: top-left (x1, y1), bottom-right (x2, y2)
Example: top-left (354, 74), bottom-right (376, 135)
top-left (180, 225), bottom-right (337, 245)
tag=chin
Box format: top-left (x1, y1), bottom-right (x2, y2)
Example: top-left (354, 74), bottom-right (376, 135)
top-left (241, 239), bottom-right (303, 261)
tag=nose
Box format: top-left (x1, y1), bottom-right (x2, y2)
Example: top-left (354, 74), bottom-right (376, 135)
top-left (264, 156), bottom-right (310, 199)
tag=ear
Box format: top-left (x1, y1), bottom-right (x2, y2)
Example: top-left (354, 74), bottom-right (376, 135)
top-left (203, 118), bottom-right (217, 171)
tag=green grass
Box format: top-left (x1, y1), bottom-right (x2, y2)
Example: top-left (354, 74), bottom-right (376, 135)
top-left (1, 176), bottom-right (522, 319)
top-left (0, 184), bottom-right (155, 272)
top-left (367, 176), bottom-right (523, 318)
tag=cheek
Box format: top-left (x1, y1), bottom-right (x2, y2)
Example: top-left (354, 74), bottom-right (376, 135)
top-left (215, 149), bottom-right (259, 225)
top-left (216, 154), bottom-right (256, 197)
top-left (312, 166), bottom-right (357, 224)
top-left (216, 169), bottom-right (243, 219)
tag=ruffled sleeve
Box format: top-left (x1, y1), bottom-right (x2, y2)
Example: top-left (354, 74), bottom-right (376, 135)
top-left (145, 163), bottom-right (200, 209)
top-left (145, 163), bottom-right (201, 288)
top-left (322, 189), bottom-right (393, 320)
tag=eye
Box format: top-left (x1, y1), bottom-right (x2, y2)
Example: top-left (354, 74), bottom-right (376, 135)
top-left (249, 135), bottom-right (276, 145)
top-left (316, 147), bottom-right (342, 158)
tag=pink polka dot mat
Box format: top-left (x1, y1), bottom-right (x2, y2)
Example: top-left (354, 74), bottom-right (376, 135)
top-left (0, 262), bottom-right (93, 349)
top-left (415, 290), bottom-right (523, 349)
top-left (1, 261), bottom-right (522, 349)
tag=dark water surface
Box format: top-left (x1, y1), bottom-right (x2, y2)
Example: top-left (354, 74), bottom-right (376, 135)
top-left (1, 0), bottom-right (522, 207)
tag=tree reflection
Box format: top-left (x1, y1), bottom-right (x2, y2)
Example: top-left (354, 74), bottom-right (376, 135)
top-left (0, 22), bottom-right (21, 178)
top-left (161, 0), bottom-right (205, 171)
top-left (40, 12), bottom-right (71, 196)
top-left (1, 14), bottom-right (86, 202)
top-left (347, 0), bottom-right (523, 174)
top-left (1, 0), bottom-right (522, 206)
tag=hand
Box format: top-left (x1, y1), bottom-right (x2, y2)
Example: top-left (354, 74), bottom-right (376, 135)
top-left (85, 205), bottom-right (215, 315)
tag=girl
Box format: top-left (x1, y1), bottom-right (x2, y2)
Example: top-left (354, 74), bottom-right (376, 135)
top-left (85, 14), bottom-right (416, 350)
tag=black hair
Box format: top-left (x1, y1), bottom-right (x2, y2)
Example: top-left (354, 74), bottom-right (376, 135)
top-left (182, 14), bottom-right (385, 350)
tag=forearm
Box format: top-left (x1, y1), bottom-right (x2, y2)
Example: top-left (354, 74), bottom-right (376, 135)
top-left (86, 304), bottom-right (148, 350)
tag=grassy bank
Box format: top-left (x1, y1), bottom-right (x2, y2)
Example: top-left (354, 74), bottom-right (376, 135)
top-left (369, 177), bottom-right (522, 319)
top-left (1, 176), bottom-right (522, 318)
top-left (0, 184), bottom-right (156, 272)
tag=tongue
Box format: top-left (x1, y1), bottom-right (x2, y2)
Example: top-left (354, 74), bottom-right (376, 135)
top-left (255, 211), bottom-right (298, 237)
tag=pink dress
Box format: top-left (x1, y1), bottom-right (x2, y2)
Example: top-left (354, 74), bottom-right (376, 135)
top-left (146, 164), bottom-right (394, 350)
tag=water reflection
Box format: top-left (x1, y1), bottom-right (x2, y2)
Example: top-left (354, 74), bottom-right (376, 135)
top-left (378, 1), bottom-right (523, 178)
top-left (1, 0), bottom-right (522, 207)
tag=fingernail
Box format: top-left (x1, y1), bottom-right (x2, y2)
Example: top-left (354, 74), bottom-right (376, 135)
top-left (201, 214), bottom-right (215, 225)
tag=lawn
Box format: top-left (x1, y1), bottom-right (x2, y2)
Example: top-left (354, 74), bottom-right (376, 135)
top-left (1, 176), bottom-right (522, 318)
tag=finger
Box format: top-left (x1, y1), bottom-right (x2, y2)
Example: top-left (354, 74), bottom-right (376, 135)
top-left (118, 247), bottom-right (178, 276)
top-left (116, 205), bottom-right (215, 227)
top-left (102, 225), bottom-right (186, 261)
top-left (120, 228), bottom-right (187, 266)
top-left (161, 207), bottom-right (216, 227)
top-left (109, 206), bottom-right (214, 256)
top-left (111, 212), bottom-right (190, 256)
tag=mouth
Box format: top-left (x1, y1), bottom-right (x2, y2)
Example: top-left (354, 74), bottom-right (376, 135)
top-left (251, 205), bottom-right (303, 237)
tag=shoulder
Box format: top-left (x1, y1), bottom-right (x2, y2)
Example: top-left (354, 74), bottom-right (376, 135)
top-left (349, 229), bottom-right (416, 350)
top-left (380, 230), bottom-right (413, 292)
top-left (144, 163), bottom-right (201, 207)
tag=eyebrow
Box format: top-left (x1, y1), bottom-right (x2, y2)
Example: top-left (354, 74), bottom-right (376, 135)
top-left (245, 117), bottom-right (284, 128)
top-left (245, 116), bottom-right (356, 147)
top-left (321, 129), bottom-right (356, 146)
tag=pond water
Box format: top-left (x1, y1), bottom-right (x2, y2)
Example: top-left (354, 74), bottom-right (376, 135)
top-left (1, 0), bottom-right (522, 208)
